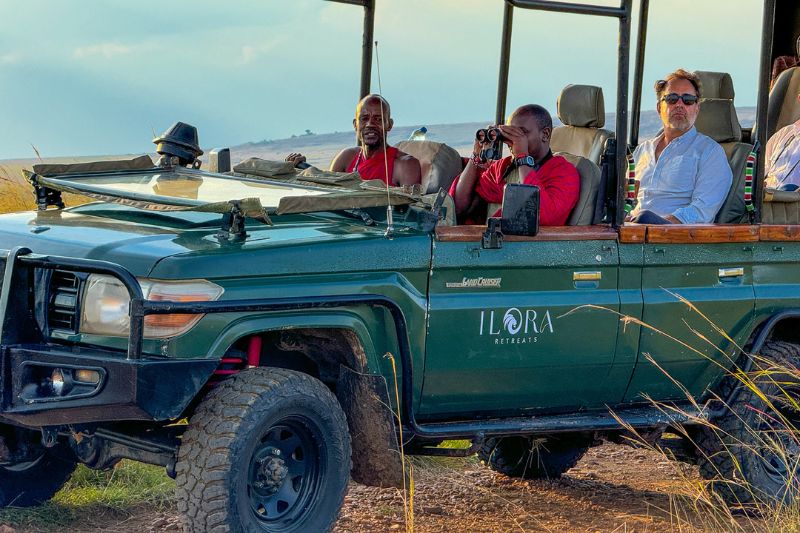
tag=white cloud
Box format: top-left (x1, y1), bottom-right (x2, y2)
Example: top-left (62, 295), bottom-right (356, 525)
top-left (237, 37), bottom-right (285, 65)
top-left (0, 52), bottom-right (20, 65)
top-left (73, 42), bottom-right (132, 60)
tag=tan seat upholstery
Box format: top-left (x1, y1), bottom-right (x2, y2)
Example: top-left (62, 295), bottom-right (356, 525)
top-left (693, 98), bottom-right (752, 223)
top-left (766, 66), bottom-right (800, 139)
top-left (551, 85), bottom-right (613, 165)
top-left (395, 140), bottom-right (463, 195)
top-left (558, 153), bottom-right (601, 225)
top-left (762, 188), bottom-right (800, 224)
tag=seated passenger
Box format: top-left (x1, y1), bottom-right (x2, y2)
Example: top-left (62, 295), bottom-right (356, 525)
top-left (286, 94), bottom-right (421, 186)
top-left (449, 104), bottom-right (580, 225)
top-left (629, 69), bottom-right (732, 224)
top-left (765, 89), bottom-right (800, 190)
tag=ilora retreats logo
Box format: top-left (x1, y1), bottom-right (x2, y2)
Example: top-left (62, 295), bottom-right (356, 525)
top-left (479, 308), bottom-right (554, 345)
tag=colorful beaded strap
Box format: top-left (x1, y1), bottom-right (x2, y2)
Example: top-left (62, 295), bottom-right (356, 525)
top-left (624, 150), bottom-right (636, 214)
top-left (744, 146), bottom-right (757, 224)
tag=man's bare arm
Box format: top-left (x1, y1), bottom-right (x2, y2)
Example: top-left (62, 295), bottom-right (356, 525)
top-left (453, 161), bottom-right (483, 215)
top-left (330, 147), bottom-right (359, 172)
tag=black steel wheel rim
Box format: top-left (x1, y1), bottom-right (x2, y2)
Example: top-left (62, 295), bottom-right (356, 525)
top-left (246, 416), bottom-right (323, 529)
top-left (756, 408), bottom-right (800, 490)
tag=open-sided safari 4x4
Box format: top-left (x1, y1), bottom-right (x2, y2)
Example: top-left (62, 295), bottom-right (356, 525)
top-left (2, 0), bottom-right (800, 531)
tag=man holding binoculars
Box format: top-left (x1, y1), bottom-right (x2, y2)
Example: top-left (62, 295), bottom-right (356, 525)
top-left (450, 104), bottom-right (580, 225)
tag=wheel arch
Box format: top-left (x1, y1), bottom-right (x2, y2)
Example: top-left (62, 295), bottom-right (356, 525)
top-left (746, 309), bottom-right (800, 356)
top-left (208, 312), bottom-right (383, 375)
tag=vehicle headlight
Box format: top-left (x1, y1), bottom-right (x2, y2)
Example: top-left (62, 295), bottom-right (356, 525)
top-left (79, 275), bottom-right (224, 339)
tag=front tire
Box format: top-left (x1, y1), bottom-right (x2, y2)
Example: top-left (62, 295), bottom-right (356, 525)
top-left (176, 368), bottom-right (351, 533)
top-left (479, 434), bottom-right (589, 479)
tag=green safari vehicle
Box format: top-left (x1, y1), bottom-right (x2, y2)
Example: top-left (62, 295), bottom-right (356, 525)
top-left (0, 0), bottom-right (799, 531)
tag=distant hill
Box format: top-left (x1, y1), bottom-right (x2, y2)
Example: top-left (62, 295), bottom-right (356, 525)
top-left (232, 107), bottom-right (756, 167)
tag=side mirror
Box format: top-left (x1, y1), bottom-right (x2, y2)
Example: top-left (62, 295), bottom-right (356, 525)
top-left (482, 184), bottom-right (539, 249)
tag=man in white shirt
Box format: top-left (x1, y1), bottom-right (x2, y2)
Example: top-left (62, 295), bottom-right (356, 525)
top-left (629, 69), bottom-right (732, 224)
top-left (765, 90), bottom-right (800, 190)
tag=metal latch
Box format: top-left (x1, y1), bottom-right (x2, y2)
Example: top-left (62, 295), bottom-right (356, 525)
top-left (482, 218), bottom-right (503, 249)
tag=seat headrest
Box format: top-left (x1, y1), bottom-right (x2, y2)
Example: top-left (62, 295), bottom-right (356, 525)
top-left (695, 71), bottom-right (735, 100)
top-left (394, 140), bottom-right (463, 194)
top-left (695, 98), bottom-right (742, 143)
top-left (557, 85), bottom-right (605, 128)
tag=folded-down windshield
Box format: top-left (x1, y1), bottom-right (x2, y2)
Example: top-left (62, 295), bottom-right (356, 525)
top-left (53, 169), bottom-right (330, 207)
top-left (27, 160), bottom-right (423, 220)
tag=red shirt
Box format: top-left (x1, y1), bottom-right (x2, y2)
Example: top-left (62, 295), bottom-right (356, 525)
top-left (450, 154), bottom-right (580, 226)
top-left (346, 146), bottom-right (398, 185)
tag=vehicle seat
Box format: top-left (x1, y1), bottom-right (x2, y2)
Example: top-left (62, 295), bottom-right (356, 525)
top-left (766, 66), bottom-right (800, 139)
top-left (551, 85), bottom-right (613, 165)
top-left (395, 140), bottom-right (463, 194)
top-left (694, 98), bottom-right (753, 223)
top-left (558, 153), bottom-right (601, 225)
top-left (762, 188), bottom-right (800, 224)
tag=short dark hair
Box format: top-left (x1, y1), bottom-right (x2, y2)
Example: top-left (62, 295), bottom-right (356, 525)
top-left (512, 104), bottom-right (553, 131)
top-left (655, 69), bottom-right (702, 100)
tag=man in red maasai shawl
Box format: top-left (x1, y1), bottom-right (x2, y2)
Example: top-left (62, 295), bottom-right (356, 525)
top-left (450, 104), bottom-right (579, 225)
top-left (286, 95), bottom-right (421, 186)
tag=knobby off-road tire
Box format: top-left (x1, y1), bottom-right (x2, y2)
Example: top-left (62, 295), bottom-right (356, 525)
top-left (0, 443), bottom-right (76, 507)
top-left (694, 340), bottom-right (800, 508)
top-left (479, 434), bottom-right (589, 479)
top-left (175, 368), bottom-right (351, 533)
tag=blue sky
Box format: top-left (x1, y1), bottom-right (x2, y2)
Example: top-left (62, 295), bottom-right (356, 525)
top-left (0, 0), bottom-right (764, 159)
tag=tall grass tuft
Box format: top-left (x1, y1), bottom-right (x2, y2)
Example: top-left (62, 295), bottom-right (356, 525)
top-left (595, 292), bottom-right (800, 532)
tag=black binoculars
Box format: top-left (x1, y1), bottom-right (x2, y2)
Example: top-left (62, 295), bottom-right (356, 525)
top-left (475, 127), bottom-right (504, 162)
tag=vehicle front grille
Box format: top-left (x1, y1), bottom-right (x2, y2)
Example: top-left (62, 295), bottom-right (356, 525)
top-left (48, 270), bottom-right (80, 333)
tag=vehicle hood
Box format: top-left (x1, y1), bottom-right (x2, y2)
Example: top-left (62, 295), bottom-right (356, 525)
top-left (0, 206), bottom-right (431, 278)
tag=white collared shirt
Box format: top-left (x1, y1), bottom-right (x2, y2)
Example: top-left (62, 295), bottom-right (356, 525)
top-left (765, 119), bottom-right (800, 188)
top-left (632, 127), bottom-right (732, 223)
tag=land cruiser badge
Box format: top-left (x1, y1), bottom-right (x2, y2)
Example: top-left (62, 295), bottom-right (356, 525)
top-left (446, 277), bottom-right (502, 288)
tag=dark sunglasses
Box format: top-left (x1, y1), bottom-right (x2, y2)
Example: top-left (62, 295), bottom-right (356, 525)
top-left (661, 93), bottom-right (699, 106)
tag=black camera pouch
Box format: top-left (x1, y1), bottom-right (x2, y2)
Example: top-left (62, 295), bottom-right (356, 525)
top-left (500, 183), bottom-right (539, 236)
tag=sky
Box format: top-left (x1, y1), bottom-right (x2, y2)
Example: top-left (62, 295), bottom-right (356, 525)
top-left (0, 0), bottom-right (765, 160)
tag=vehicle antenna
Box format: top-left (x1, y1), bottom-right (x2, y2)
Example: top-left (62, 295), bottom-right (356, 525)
top-left (373, 40), bottom-right (394, 238)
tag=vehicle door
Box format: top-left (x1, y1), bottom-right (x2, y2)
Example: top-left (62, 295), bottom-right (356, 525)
top-left (622, 226), bottom-right (757, 403)
top-left (420, 225), bottom-right (630, 419)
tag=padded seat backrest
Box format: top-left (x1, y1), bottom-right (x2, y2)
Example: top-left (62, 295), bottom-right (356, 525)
top-left (551, 85), bottom-right (613, 165)
top-left (767, 66), bottom-right (800, 139)
top-left (558, 153), bottom-right (601, 225)
top-left (395, 140), bottom-right (463, 194)
top-left (694, 98), bottom-right (752, 223)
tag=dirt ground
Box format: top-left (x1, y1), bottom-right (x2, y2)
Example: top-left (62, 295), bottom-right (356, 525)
top-left (18, 442), bottom-right (764, 533)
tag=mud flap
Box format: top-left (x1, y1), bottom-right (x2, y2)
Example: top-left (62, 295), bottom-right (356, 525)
top-left (337, 365), bottom-right (403, 488)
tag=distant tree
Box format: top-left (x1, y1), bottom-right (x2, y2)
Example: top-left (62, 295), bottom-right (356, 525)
top-left (304, 129), bottom-right (314, 136)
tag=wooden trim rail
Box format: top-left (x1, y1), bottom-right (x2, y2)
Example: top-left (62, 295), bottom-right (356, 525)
top-left (436, 224), bottom-right (800, 243)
